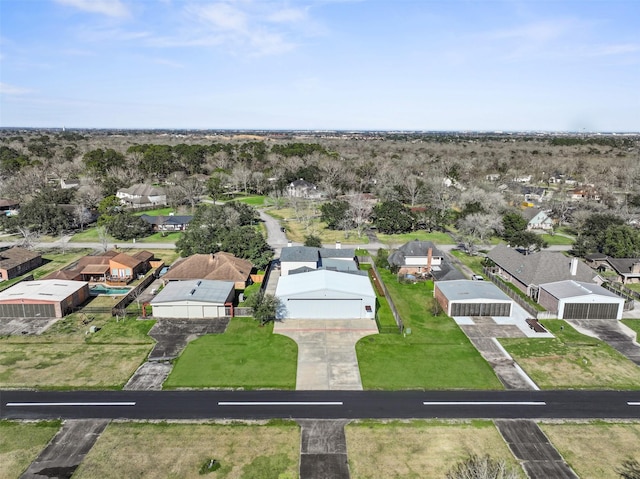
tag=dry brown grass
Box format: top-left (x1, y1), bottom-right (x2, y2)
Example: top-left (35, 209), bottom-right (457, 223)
top-left (0, 421), bottom-right (61, 479)
top-left (345, 420), bottom-right (524, 479)
top-left (73, 421), bottom-right (300, 479)
top-left (268, 207), bottom-right (366, 245)
top-left (540, 421), bottom-right (640, 479)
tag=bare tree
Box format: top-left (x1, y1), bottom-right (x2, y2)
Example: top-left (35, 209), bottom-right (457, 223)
top-left (446, 454), bottom-right (521, 479)
top-left (347, 192), bottom-right (373, 237)
top-left (96, 226), bottom-right (110, 252)
top-left (16, 226), bottom-right (40, 250)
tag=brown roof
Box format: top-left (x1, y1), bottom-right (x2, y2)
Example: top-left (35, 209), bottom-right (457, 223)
top-left (43, 269), bottom-right (80, 281)
top-left (133, 250), bottom-right (154, 262)
top-left (110, 253), bottom-right (143, 269)
top-left (80, 264), bottom-right (110, 275)
top-left (0, 199), bottom-right (19, 208)
top-left (0, 247), bottom-right (41, 270)
top-left (163, 252), bottom-right (252, 282)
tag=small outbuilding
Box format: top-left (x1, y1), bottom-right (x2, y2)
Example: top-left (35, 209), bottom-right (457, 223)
top-left (538, 280), bottom-right (625, 320)
top-left (275, 269), bottom-right (376, 320)
top-left (0, 280), bottom-right (89, 318)
top-left (150, 280), bottom-right (235, 319)
top-left (434, 280), bottom-right (513, 317)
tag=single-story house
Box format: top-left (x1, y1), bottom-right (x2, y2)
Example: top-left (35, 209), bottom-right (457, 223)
top-left (140, 214), bottom-right (193, 232)
top-left (43, 250), bottom-right (153, 284)
top-left (162, 252), bottom-right (253, 290)
top-left (0, 199), bottom-right (19, 216)
top-left (538, 280), bottom-right (625, 320)
top-left (522, 208), bottom-right (554, 231)
top-left (388, 240), bottom-right (444, 276)
top-left (280, 245), bottom-right (357, 277)
top-left (591, 257), bottom-right (640, 285)
top-left (116, 184), bottom-right (167, 208)
top-left (0, 247), bottom-right (43, 282)
top-left (275, 269), bottom-right (376, 320)
top-left (286, 179), bottom-right (323, 199)
top-left (0, 279), bottom-right (89, 318)
top-left (434, 280), bottom-right (513, 317)
top-left (150, 280), bottom-right (235, 319)
top-left (487, 244), bottom-right (599, 298)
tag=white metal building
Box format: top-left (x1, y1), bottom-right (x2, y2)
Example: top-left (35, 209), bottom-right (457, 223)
top-left (0, 279), bottom-right (89, 318)
top-left (275, 269), bottom-right (376, 320)
top-left (538, 280), bottom-right (625, 320)
top-left (434, 280), bottom-right (513, 317)
top-left (150, 280), bottom-right (235, 319)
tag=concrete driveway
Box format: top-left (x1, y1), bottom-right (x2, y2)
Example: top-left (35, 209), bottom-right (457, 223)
top-left (274, 319), bottom-right (378, 390)
top-left (568, 319), bottom-right (640, 365)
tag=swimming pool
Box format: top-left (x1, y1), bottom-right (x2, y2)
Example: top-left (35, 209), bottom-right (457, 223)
top-left (90, 285), bottom-right (132, 296)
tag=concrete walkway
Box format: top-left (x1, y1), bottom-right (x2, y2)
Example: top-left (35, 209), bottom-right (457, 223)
top-left (20, 419), bottom-right (109, 479)
top-left (274, 319), bottom-right (378, 390)
top-left (495, 419), bottom-right (579, 479)
top-left (298, 420), bottom-right (351, 479)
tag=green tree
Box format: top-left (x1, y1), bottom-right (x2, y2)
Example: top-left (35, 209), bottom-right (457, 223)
top-left (105, 213), bottom-right (152, 241)
top-left (502, 211), bottom-right (528, 243)
top-left (206, 172), bottom-right (228, 203)
top-left (97, 195), bottom-right (123, 226)
top-left (83, 148), bottom-right (125, 176)
top-left (246, 291), bottom-right (282, 325)
top-left (372, 200), bottom-right (415, 234)
top-left (304, 234), bottom-right (322, 248)
top-left (320, 200), bottom-right (350, 230)
top-left (18, 198), bottom-right (73, 235)
top-left (601, 225), bottom-right (640, 258)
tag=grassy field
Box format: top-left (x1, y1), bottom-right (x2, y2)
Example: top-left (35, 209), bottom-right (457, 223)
top-left (74, 421), bottom-right (300, 479)
top-left (0, 315), bottom-right (155, 389)
top-left (376, 230), bottom-right (454, 246)
top-left (70, 227), bottom-right (181, 244)
top-left (0, 420), bottom-right (61, 479)
top-left (165, 318), bottom-right (297, 389)
top-left (540, 421), bottom-right (640, 479)
top-left (539, 233), bottom-right (575, 245)
top-left (449, 249), bottom-right (485, 275)
top-left (500, 320), bottom-right (640, 389)
top-left (346, 420), bottom-right (524, 479)
top-left (233, 195), bottom-right (267, 207)
top-left (356, 268), bottom-right (502, 390)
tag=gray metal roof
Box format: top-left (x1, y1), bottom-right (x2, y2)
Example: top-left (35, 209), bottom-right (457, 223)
top-left (320, 258), bottom-right (359, 272)
top-left (487, 244), bottom-right (596, 286)
top-left (280, 246), bottom-right (355, 263)
top-left (539, 280), bottom-right (623, 300)
top-left (151, 280), bottom-right (234, 304)
top-left (0, 280), bottom-right (87, 302)
top-left (275, 269), bottom-right (374, 298)
top-left (435, 280), bottom-right (512, 302)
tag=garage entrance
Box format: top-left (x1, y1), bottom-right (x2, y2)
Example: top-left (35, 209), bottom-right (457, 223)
top-left (563, 302), bottom-right (619, 319)
top-left (285, 298), bottom-right (363, 319)
top-left (450, 302), bottom-right (511, 317)
top-left (0, 302), bottom-right (56, 318)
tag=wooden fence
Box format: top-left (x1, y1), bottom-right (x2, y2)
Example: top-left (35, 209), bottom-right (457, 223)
top-left (367, 257), bottom-right (404, 333)
top-left (601, 282), bottom-right (636, 311)
top-left (483, 267), bottom-right (540, 318)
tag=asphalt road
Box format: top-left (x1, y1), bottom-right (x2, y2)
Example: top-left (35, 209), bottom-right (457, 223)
top-left (2, 390), bottom-right (640, 421)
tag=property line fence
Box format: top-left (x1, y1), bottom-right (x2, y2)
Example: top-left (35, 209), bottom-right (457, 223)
top-left (367, 257), bottom-right (404, 333)
top-left (601, 282), bottom-right (636, 310)
top-left (483, 267), bottom-right (541, 318)
top-left (112, 272), bottom-right (157, 317)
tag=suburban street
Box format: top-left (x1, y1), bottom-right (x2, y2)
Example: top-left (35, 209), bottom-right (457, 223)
top-left (2, 389), bottom-right (640, 421)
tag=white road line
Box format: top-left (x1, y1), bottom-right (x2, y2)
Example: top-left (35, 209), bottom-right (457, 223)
top-left (218, 401), bottom-right (343, 406)
top-left (6, 402), bottom-right (136, 407)
top-left (423, 401), bottom-right (546, 406)
top-left (628, 402), bottom-right (640, 406)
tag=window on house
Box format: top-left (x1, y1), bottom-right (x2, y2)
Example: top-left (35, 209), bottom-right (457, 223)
top-left (365, 305), bottom-right (372, 313)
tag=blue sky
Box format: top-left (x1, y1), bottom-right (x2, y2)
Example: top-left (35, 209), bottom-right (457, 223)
top-left (1, 0), bottom-right (638, 131)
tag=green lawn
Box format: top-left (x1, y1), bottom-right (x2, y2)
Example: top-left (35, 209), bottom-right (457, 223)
top-left (233, 195), bottom-right (267, 207)
top-left (376, 230), bottom-right (454, 245)
top-left (450, 249), bottom-right (485, 275)
top-left (356, 268), bottom-right (502, 390)
top-left (625, 283), bottom-right (640, 293)
top-left (0, 420), bottom-right (62, 479)
top-left (501, 320), bottom-right (640, 389)
top-left (539, 233), bottom-right (575, 246)
top-left (164, 318), bottom-right (298, 389)
top-left (621, 319), bottom-right (640, 337)
top-left (70, 227), bottom-right (181, 244)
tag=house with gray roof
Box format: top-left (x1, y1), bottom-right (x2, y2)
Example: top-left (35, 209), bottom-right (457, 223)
top-left (140, 214), bottom-right (193, 232)
top-left (150, 280), bottom-right (235, 319)
top-left (280, 245), bottom-right (357, 276)
top-left (538, 280), bottom-right (625, 320)
top-left (594, 257), bottom-right (640, 285)
top-left (116, 184), bottom-right (167, 208)
top-left (388, 240), bottom-right (448, 277)
top-left (487, 244), bottom-right (599, 298)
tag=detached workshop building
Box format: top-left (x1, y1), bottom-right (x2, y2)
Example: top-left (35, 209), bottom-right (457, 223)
top-left (538, 280), bottom-right (625, 320)
top-left (434, 280), bottom-right (513, 317)
top-left (0, 280), bottom-right (89, 318)
top-left (150, 280), bottom-right (235, 319)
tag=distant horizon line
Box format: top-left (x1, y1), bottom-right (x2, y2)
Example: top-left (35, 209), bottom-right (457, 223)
top-left (1, 126), bottom-right (639, 136)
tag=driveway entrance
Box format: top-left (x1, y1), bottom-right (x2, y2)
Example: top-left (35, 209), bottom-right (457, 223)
top-left (274, 319), bottom-right (378, 390)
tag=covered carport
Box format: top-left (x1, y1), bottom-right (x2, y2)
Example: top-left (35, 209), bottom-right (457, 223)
top-left (434, 280), bottom-right (513, 317)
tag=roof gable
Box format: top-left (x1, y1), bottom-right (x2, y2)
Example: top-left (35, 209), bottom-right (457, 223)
top-left (163, 252), bottom-right (252, 282)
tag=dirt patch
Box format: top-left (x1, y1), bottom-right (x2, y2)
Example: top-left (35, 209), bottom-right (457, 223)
top-left (73, 422), bottom-right (300, 479)
top-left (345, 420), bottom-right (524, 479)
top-left (540, 421), bottom-right (640, 479)
top-left (0, 317), bottom-right (58, 336)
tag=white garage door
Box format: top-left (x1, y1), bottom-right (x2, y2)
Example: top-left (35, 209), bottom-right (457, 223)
top-left (285, 299), bottom-right (362, 319)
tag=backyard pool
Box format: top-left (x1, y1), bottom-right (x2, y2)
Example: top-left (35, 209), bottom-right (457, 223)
top-left (90, 285), bottom-right (132, 296)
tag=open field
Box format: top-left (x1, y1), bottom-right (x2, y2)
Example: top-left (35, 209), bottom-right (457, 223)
top-left (70, 227), bottom-right (181, 244)
top-left (0, 315), bottom-right (155, 389)
top-left (0, 420), bottom-right (61, 479)
top-left (234, 195), bottom-right (267, 207)
top-left (539, 233), bottom-right (575, 245)
top-left (346, 420), bottom-right (524, 479)
top-left (74, 421), bottom-right (300, 479)
top-left (501, 320), bottom-right (640, 389)
top-left (376, 230), bottom-right (454, 245)
top-left (625, 283), bottom-right (640, 293)
top-left (540, 421), bottom-right (640, 479)
top-left (165, 318), bottom-right (297, 389)
top-left (356, 268), bottom-right (502, 389)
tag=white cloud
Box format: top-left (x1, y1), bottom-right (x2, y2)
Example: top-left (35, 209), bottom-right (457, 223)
top-left (0, 83), bottom-right (34, 96)
top-left (54, 0), bottom-right (130, 18)
top-left (267, 7), bottom-right (308, 24)
top-left (152, 58), bottom-right (184, 68)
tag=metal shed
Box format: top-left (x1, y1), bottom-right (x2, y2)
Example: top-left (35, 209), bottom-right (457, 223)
top-left (150, 280), bottom-right (235, 319)
top-left (538, 280), bottom-right (624, 320)
top-left (275, 269), bottom-right (376, 320)
top-left (434, 280), bottom-right (513, 317)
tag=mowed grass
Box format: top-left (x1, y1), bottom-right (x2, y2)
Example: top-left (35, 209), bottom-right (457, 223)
top-left (234, 195), bottom-right (267, 207)
top-left (500, 320), bottom-right (640, 389)
top-left (74, 421), bottom-right (299, 479)
top-left (539, 233), bottom-right (574, 245)
top-left (540, 421), bottom-right (640, 479)
top-left (165, 318), bottom-right (297, 389)
top-left (70, 227), bottom-right (181, 244)
top-left (450, 249), bottom-right (485, 275)
top-left (356, 268), bottom-right (502, 389)
top-left (0, 420), bottom-right (61, 479)
top-left (0, 316), bottom-right (155, 389)
top-left (621, 319), bottom-right (640, 337)
top-left (346, 420), bottom-right (524, 479)
top-left (376, 230), bottom-right (454, 245)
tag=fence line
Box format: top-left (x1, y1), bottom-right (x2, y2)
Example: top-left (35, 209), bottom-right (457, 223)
top-left (601, 282), bottom-right (636, 311)
top-left (483, 267), bottom-right (539, 318)
top-left (368, 257), bottom-right (404, 333)
top-left (111, 272), bottom-right (157, 317)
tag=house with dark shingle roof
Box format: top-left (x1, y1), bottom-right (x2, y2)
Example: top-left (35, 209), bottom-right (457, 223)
top-left (140, 214), bottom-right (193, 232)
top-left (388, 240), bottom-right (445, 276)
top-left (487, 244), bottom-right (599, 298)
top-left (279, 245), bottom-right (357, 276)
top-left (0, 247), bottom-right (42, 282)
top-left (162, 252), bottom-right (253, 290)
top-left (591, 256), bottom-right (640, 285)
